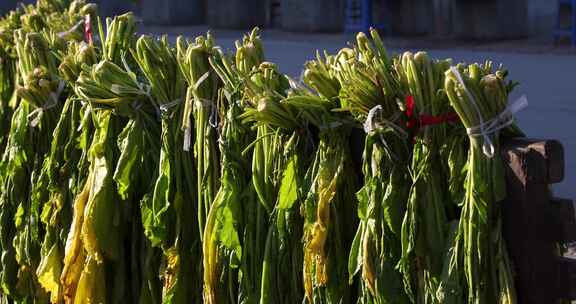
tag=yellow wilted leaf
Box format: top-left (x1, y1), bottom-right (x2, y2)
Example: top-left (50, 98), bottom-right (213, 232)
top-left (61, 173), bottom-right (91, 302)
top-left (36, 244), bottom-right (62, 304)
top-left (362, 229), bottom-right (376, 296)
top-left (74, 256), bottom-right (106, 304)
top-left (163, 247), bottom-right (181, 296)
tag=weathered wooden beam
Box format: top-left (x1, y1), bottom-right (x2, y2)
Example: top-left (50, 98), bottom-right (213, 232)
top-left (503, 138), bottom-right (564, 184)
top-left (556, 257), bottom-right (576, 300)
top-left (551, 197), bottom-right (576, 242)
top-left (501, 138), bottom-right (564, 304)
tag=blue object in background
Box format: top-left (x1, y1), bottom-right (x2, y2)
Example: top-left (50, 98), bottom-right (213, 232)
top-left (555, 0), bottom-right (576, 46)
top-left (344, 0), bottom-right (387, 33)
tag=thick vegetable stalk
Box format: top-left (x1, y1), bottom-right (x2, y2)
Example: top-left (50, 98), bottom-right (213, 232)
top-left (133, 35), bottom-right (201, 303)
top-left (335, 30), bottom-right (412, 304)
top-left (443, 63), bottom-right (520, 304)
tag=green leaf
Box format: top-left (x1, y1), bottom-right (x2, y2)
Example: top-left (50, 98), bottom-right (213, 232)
top-left (113, 120), bottom-right (143, 200)
top-left (348, 223), bottom-right (363, 284)
top-left (277, 155), bottom-right (298, 210)
top-left (355, 183), bottom-right (370, 220)
top-left (216, 201), bottom-right (242, 262)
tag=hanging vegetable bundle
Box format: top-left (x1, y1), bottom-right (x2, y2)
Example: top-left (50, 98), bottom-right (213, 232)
top-left (284, 50), bottom-right (359, 304)
top-left (442, 63), bottom-right (523, 304)
top-left (0, 1), bottom-right (537, 303)
top-left (333, 30), bottom-right (413, 304)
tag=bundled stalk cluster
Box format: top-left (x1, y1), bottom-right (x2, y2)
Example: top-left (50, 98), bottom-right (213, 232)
top-left (0, 1), bottom-right (533, 303)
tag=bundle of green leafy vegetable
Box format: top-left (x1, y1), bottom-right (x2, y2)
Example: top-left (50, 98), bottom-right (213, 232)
top-left (59, 13), bottom-right (144, 304)
top-left (283, 50), bottom-right (360, 304)
top-left (240, 60), bottom-right (311, 304)
top-left (442, 62), bottom-right (522, 303)
top-left (198, 43), bottom-right (255, 304)
top-left (328, 30), bottom-right (413, 304)
top-left (133, 34), bottom-right (201, 303)
top-left (0, 27), bottom-right (71, 302)
top-left (200, 29), bottom-right (273, 304)
top-left (394, 51), bottom-right (456, 303)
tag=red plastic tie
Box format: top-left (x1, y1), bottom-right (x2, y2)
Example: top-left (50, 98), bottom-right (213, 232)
top-left (84, 14), bottom-right (93, 44)
top-left (405, 95), bottom-right (460, 140)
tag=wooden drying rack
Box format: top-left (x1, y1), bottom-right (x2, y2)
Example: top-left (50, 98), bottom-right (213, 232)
top-left (502, 138), bottom-right (575, 304)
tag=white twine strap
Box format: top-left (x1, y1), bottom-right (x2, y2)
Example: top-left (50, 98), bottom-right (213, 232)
top-left (363, 105), bottom-right (408, 138)
top-left (194, 98), bottom-right (218, 128)
top-left (363, 105), bottom-right (383, 133)
top-left (183, 123), bottom-right (192, 151)
top-left (194, 98), bottom-right (212, 108)
top-left (160, 98), bottom-right (183, 114)
top-left (209, 102), bottom-right (218, 129)
top-left (57, 19), bottom-right (84, 38)
top-left (449, 66), bottom-right (528, 158)
top-left (183, 97), bottom-right (218, 151)
top-left (193, 71), bottom-right (211, 91)
top-left (28, 80), bottom-right (65, 127)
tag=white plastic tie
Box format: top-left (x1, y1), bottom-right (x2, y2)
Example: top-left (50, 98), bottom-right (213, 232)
top-left (450, 67), bottom-right (528, 158)
top-left (363, 105), bottom-right (408, 138)
top-left (194, 98), bottom-right (213, 108)
top-left (209, 102), bottom-right (218, 129)
top-left (183, 124), bottom-right (192, 151)
top-left (194, 98), bottom-right (218, 128)
top-left (57, 19), bottom-right (84, 38)
top-left (193, 71), bottom-right (211, 91)
top-left (159, 98), bottom-right (182, 114)
top-left (363, 105), bottom-right (383, 134)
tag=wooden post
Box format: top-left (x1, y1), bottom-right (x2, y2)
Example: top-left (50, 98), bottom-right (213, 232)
top-left (501, 138), bottom-right (576, 303)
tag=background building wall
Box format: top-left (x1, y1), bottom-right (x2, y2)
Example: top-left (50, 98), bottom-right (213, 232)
top-left (91, 0), bottom-right (137, 17)
top-left (452, 0), bottom-right (528, 39)
top-left (142, 0), bottom-right (204, 25)
top-left (527, 0), bottom-right (557, 37)
top-left (0, 0), bottom-right (563, 40)
top-left (281, 0), bottom-right (344, 32)
top-left (207, 0), bottom-right (267, 29)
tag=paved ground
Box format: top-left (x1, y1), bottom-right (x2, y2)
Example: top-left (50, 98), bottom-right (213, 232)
top-left (142, 26), bottom-right (576, 199)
